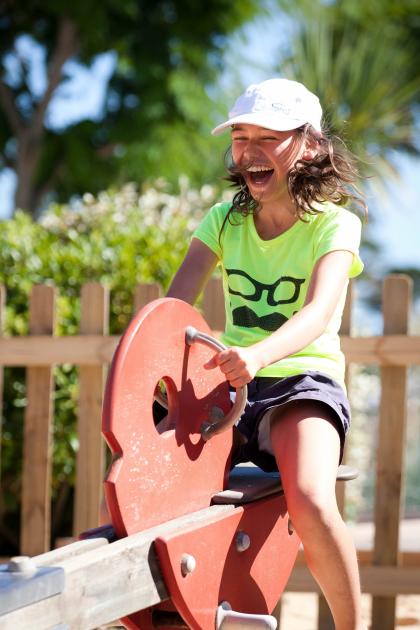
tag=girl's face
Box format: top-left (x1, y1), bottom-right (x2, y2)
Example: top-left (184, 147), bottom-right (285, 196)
top-left (231, 124), bottom-right (307, 206)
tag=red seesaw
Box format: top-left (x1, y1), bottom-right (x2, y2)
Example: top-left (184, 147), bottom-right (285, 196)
top-left (0, 298), bottom-right (356, 629)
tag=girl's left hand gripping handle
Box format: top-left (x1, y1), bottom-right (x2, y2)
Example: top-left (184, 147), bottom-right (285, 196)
top-left (185, 326), bottom-right (247, 441)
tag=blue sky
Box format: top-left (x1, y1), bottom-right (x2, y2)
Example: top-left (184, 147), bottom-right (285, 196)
top-left (1, 12), bottom-right (420, 270)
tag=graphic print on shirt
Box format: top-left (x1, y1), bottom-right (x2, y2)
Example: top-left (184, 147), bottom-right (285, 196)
top-left (226, 269), bottom-right (306, 332)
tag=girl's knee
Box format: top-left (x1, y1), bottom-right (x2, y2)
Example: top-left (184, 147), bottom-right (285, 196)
top-left (285, 486), bottom-right (339, 532)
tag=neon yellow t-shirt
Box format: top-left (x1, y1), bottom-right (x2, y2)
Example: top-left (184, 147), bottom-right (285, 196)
top-left (193, 201), bottom-right (363, 387)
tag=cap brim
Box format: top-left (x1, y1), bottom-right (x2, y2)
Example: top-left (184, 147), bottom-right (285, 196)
top-left (211, 113), bottom-right (308, 136)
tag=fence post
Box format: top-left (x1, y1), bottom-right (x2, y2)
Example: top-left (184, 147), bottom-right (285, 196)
top-left (134, 283), bottom-right (161, 313)
top-left (73, 283), bottom-right (109, 535)
top-left (0, 286), bottom-right (4, 471)
top-left (203, 277), bottom-right (225, 331)
top-left (0, 285), bottom-right (5, 489)
top-left (317, 282), bottom-right (354, 629)
top-left (21, 285), bottom-right (56, 555)
top-left (371, 275), bottom-right (412, 630)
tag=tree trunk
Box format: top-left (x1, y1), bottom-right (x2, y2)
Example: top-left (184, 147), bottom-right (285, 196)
top-left (14, 134), bottom-right (40, 216)
top-left (3, 16), bottom-right (79, 217)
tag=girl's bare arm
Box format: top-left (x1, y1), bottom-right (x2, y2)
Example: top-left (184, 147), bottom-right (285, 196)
top-left (166, 238), bottom-right (218, 305)
top-left (256, 249), bottom-right (354, 366)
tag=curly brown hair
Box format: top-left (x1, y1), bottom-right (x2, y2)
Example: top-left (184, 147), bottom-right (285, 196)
top-left (219, 124), bottom-right (366, 240)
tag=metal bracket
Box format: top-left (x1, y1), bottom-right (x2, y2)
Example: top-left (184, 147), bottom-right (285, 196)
top-left (153, 494), bottom-right (299, 629)
top-left (217, 601), bottom-right (277, 629)
top-left (0, 557), bottom-right (65, 616)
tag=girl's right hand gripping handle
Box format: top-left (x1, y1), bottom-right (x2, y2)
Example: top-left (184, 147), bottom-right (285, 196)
top-left (185, 326), bottom-right (248, 442)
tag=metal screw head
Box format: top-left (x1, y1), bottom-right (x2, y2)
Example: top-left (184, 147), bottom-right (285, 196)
top-left (7, 556), bottom-right (37, 576)
top-left (235, 531), bottom-right (251, 552)
top-left (180, 553), bottom-right (196, 576)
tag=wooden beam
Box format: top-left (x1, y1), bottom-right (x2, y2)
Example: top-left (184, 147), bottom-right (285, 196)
top-left (134, 282), bottom-right (161, 313)
top-left (340, 334), bottom-right (420, 365)
top-left (203, 277), bottom-right (226, 331)
top-left (0, 285), bottom-right (5, 473)
top-left (295, 548), bottom-right (420, 568)
top-left (0, 335), bottom-right (120, 365)
top-left (73, 284), bottom-right (108, 534)
top-left (286, 565), bottom-right (420, 596)
top-left (21, 286), bottom-right (55, 555)
top-left (316, 283), bottom-right (355, 630)
top-left (35, 537), bottom-right (110, 565)
top-left (1, 334), bottom-right (420, 367)
top-left (372, 276), bottom-right (411, 630)
top-left (1, 505), bottom-right (232, 630)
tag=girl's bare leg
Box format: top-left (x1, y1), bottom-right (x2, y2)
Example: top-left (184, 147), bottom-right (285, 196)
top-left (270, 401), bottom-right (366, 630)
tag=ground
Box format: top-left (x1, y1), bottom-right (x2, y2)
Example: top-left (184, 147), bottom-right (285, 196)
top-left (280, 593), bottom-right (420, 628)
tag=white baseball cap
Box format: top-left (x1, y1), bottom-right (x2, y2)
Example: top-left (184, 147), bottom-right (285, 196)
top-left (211, 78), bottom-right (323, 135)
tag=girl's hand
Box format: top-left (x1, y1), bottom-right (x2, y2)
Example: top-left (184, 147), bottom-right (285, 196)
top-left (204, 345), bottom-right (262, 388)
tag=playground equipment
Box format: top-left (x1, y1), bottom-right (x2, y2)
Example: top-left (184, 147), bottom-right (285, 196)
top-left (0, 298), bottom-right (356, 629)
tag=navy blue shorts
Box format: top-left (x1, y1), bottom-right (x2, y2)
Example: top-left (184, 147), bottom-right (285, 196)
top-left (232, 371), bottom-right (351, 471)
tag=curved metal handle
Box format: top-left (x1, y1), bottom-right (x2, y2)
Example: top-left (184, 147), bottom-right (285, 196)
top-left (185, 326), bottom-right (247, 442)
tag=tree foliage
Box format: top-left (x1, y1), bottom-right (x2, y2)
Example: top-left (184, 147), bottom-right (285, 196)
top-left (276, 0), bottom-right (420, 177)
top-left (0, 0), bottom-right (261, 215)
top-left (273, 0), bottom-right (420, 297)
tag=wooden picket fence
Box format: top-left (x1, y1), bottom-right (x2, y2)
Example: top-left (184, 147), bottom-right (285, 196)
top-left (0, 275), bottom-right (419, 630)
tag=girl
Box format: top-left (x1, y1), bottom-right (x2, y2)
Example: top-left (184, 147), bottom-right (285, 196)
top-left (167, 78), bottom-right (366, 630)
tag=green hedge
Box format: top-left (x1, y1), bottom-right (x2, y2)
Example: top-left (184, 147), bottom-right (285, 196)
top-left (0, 180), bottom-right (226, 552)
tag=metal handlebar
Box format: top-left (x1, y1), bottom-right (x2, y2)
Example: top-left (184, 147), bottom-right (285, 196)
top-left (185, 326), bottom-right (247, 442)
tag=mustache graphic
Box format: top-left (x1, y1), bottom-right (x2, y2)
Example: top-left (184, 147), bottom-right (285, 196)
top-left (232, 306), bottom-right (288, 332)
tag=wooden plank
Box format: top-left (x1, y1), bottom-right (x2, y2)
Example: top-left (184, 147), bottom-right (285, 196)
top-left (0, 335), bottom-right (120, 365)
top-left (36, 537), bottom-right (110, 566)
top-left (1, 504), bottom-right (232, 630)
top-left (358, 550), bottom-right (420, 568)
top-left (203, 277), bottom-right (225, 331)
top-left (134, 282), bottom-right (161, 312)
top-left (372, 276), bottom-right (412, 630)
top-left (2, 333), bottom-right (420, 366)
top-left (286, 565), bottom-right (420, 595)
top-left (341, 334), bottom-right (420, 365)
top-left (73, 284), bottom-right (109, 535)
top-left (295, 548), bottom-right (420, 567)
top-left (0, 539), bottom-right (109, 566)
top-left (20, 285), bottom-right (56, 555)
top-left (316, 283), bottom-right (354, 630)
top-left (0, 286), bottom-right (5, 472)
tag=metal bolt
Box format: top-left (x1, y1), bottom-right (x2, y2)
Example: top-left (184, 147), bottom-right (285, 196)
top-left (180, 553), bottom-right (196, 576)
top-left (235, 531), bottom-right (251, 552)
top-left (7, 556), bottom-right (37, 576)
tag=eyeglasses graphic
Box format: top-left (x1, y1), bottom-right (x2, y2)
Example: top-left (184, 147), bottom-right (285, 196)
top-left (226, 269), bottom-right (305, 306)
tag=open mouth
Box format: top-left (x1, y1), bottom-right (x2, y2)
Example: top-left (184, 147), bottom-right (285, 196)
top-left (246, 165), bottom-right (274, 185)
